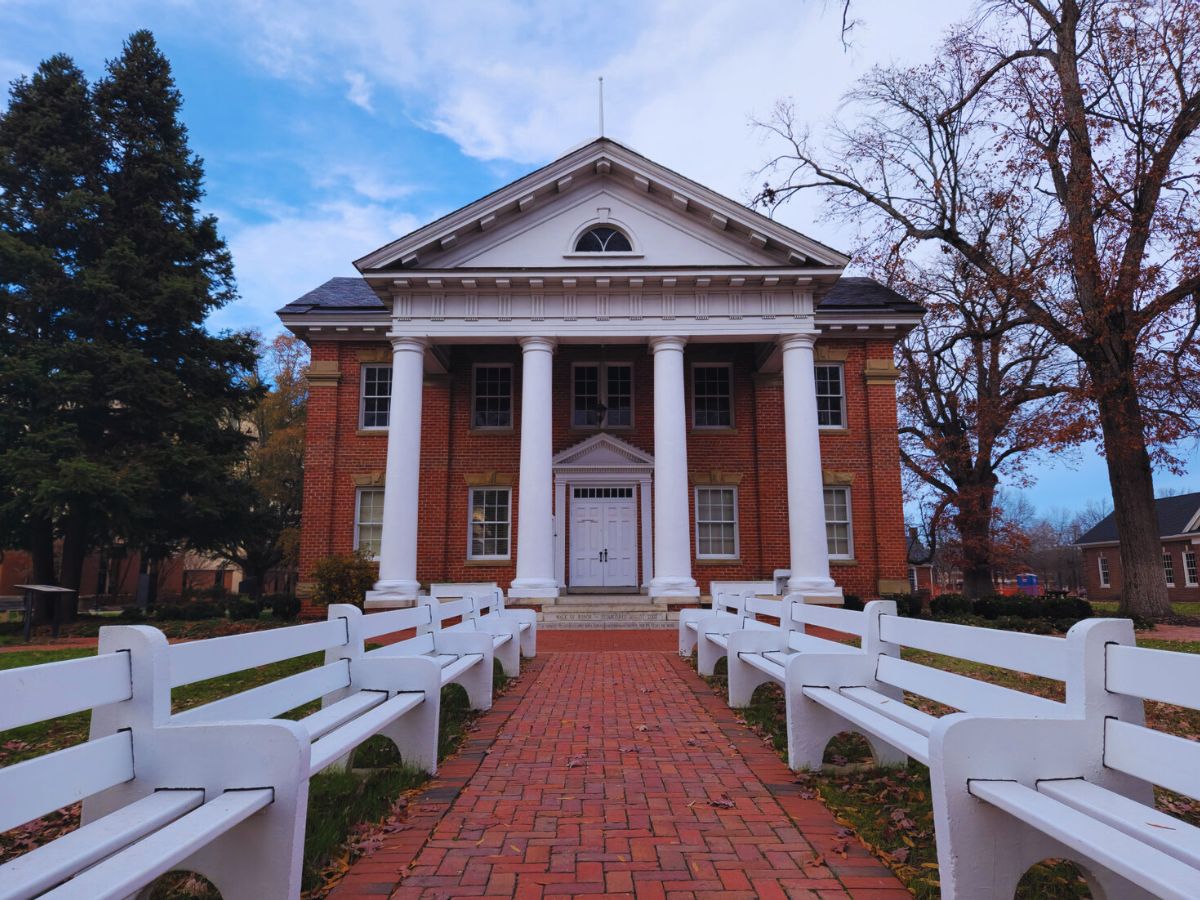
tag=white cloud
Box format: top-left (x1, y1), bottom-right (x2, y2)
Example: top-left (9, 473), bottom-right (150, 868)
top-left (210, 199), bottom-right (421, 335)
top-left (344, 70), bottom-right (373, 112)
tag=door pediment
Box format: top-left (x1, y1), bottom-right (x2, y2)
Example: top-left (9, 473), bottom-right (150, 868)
top-left (553, 434), bottom-right (654, 472)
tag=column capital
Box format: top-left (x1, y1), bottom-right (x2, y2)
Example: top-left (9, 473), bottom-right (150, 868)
top-left (518, 336), bottom-right (557, 353)
top-left (388, 335), bottom-right (428, 354)
top-left (648, 335), bottom-right (687, 353)
top-left (779, 332), bottom-right (820, 353)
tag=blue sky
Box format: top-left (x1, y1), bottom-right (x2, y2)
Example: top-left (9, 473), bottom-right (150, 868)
top-left (2, 0), bottom-right (1195, 514)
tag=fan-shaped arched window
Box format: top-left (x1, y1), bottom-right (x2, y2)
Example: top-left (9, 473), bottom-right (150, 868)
top-left (574, 225), bottom-right (633, 252)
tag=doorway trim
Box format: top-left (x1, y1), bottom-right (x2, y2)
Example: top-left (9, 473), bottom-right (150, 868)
top-left (552, 434), bottom-right (654, 592)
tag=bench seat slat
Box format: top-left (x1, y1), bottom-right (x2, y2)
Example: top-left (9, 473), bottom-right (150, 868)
top-left (840, 687), bottom-right (938, 737)
top-left (876, 656), bottom-right (1063, 718)
top-left (439, 653), bottom-right (484, 684)
top-left (801, 687), bottom-right (930, 764)
top-left (1106, 643), bottom-right (1200, 708)
top-left (308, 693), bottom-right (424, 774)
top-left (878, 615), bottom-right (1067, 681)
top-left (300, 691), bottom-right (387, 742)
top-left (0, 789), bottom-right (203, 898)
top-left (491, 632), bottom-right (512, 647)
top-left (1037, 778), bottom-right (1200, 869)
top-left (1105, 719), bottom-right (1200, 800)
top-left (169, 619), bottom-right (348, 688)
top-left (787, 633), bottom-right (857, 654)
top-left (969, 780), bottom-right (1199, 900)
top-left (172, 661), bottom-right (351, 725)
top-left (0, 731), bottom-right (134, 834)
top-left (0, 653), bottom-right (131, 732)
top-left (40, 788), bottom-right (273, 900)
top-left (743, 653), bottom-right (784, 678)
top-left (367, 633), bottom-right (438, 659)
top-left (704, 632), bottom-right (731, 649)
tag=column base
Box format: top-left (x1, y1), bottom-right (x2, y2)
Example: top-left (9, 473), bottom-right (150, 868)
top-left (508, 577), bottom-right (559, 600)
top-left (786, 574), bottom-right (843, 606)
top-left (364, 579), bottom-right (421, 610)
top-left (648, 575), bottom-right (700, 598)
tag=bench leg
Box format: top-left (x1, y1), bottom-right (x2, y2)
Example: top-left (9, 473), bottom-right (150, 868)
top-left (494, 629), bottom-right (521, 678)
top-left (350, 657), bottom-right (444, 775)
top-left (450, 660), bottom-right (493, 711)
top-left (678, 611), bottom-right (703, 656)
top-left (782, 686), bottom-right (908, 771)
top-left (727, 654), bottom-right (776, 708)
top-left (696, 633), bottom-right (726, 676)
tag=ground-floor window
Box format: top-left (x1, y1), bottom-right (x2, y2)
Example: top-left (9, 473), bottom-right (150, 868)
top-left (469, 488), bottom-right (511, 560)
top-left (355, 488), bottom-right (384, 559)
top-left (1185, 549), bottom-right (1199, 587)
top-left (1163, 548), bottom-right (1176, 587)
top-left (824, 486), bottom-right (853, 559)
top-left (1098, 554), bottom-right (1111, 588)
top-left (695, 486), bottom-right (739, 559)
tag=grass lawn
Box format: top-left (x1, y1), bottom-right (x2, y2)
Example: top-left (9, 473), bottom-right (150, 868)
top-left (696, 639), bottom-right (1200, 899)
top-left (1092, 600), bottom-right (1200, 618)
top-left (0, 614), bottom-right (290, 646)
top-left (0, 645), bottom-right (508, 897)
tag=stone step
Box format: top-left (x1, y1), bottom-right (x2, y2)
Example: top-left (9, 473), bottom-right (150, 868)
top-left (536, 607), bottom-right (680, 630)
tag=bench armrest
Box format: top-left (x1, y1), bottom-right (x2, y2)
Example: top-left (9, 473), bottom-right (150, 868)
top-left (727, 629), bottom-right (788, 655)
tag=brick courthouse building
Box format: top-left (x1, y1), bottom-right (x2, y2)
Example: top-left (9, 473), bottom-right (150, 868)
top-left (279, 140), bottom-right (922, 607)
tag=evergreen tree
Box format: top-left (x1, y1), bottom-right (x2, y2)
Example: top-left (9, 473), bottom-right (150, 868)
top-left (0, 56), bottom-right (107, 585)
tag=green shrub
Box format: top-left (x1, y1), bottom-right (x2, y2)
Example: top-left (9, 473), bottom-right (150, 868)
top-left (119, 606), bottom-right (146, 621)
top-left (841, 594), bottom-right (864, 611)
top-left (883, 593), bottom-right (924, 617)
top-left (311, 552), bottom-right (377, 608)
top-left (226, 597), bottom-right (261, 620)
top-left (156, 603), bottom-right (186, 620)
top-left (266, 593), bottom-right (301, 620)
top-left (183, 601), bottom-right (222, 620)
top-left (931, 593), bottom-right (972, 617)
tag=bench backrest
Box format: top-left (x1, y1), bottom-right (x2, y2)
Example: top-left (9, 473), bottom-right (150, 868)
top-left (710, 581), bottom-right (775, 615)
top-left (1102, 642), bottom-right (1200, 801)
top-left (0, 651), bottom-right (138, 833)
top-left (868, 613), bottom-right (1127, 719)
top-left (431, 582), bottom-right (503, 609)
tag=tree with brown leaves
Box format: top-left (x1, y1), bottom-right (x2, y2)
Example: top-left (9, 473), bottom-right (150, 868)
top-left (757, 0), bottom-right (1200, 618)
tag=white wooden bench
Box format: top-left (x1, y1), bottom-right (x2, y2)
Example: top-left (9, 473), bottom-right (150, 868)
top-left (930, 621), bottom-right (1200, 899)
top-left (331, 601), bottom-right (497, 712)
top-left (0, 626), bottom-right (313, 899)
top-left (771, 606), bottom-right (1126, 777)
top-left (678, 580), bottom-right (775, 657)
top-left (429, 583), bottom-right (537, 669)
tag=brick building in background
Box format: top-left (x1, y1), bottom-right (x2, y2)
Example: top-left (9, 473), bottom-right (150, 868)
top-left (278, 139), bottom-right (922, 607)
top-left (1077, 492), bottom-right (1200, 602)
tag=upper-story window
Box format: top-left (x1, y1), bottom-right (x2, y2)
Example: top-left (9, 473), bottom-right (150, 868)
top-left (574, 225), bottom-right (632, 252)
top-left (472, 365), bottom-right (513, 429)
top-left (573, 362), bottom-right (632, 428)
top-left (693, 363), bottom-right (733, 429)
top-left (360, 364), bottom-right (392, 429)
top-left (815, 364), bottom-right (846, 428)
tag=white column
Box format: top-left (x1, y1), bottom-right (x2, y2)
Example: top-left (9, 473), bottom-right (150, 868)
top-left (553, 478), bottom-right (567, 589)
top-left (510, 337), bottom-right (559, 599)
top-left (638, 476), bottom-right (654, 589)
top-left (648, 336), bottom-right (699, 597)
top-left (781, 333), bottom-right (842, 600)
top-left (369, 336), bottom-right (426, 604)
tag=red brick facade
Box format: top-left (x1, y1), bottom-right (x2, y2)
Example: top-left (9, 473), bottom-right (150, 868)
top-left (1081, 541), bottom-right (1200, 602)
top-left (297, 338), bottom-right (910, 604)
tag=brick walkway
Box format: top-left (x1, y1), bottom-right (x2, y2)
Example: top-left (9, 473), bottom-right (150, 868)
top-left (333, 649), bottom-right (907, 899)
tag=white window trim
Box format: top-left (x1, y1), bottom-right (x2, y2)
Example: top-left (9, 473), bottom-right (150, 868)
top-left (1098, 554), bottom-right (1111, 589)
top-left (353, 487), bottom-right (384, 561)
top-left (1184, 549), bottom-right (1198, 587)
top-left (471, 363), bottom-right (514, 431)
top-left (570, 361), bottom-right (635, 429)
top-left (824, 485), bottom-right (855, 560)
top-left (815, 362), bottom-right (848, 430)
top-left (467, 487), bottom-right (512, 561)
top-left (694, 485), bottom-right (740, 560)
top-left (359, 363), bottom-right (392, 431)
top-left (1163, 548), bottom-right (1176, 588)
top-left (691, 362), bottom-right (734, 429)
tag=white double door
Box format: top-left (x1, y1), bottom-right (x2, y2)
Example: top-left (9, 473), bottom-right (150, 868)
top-left (569, 486), bottom-right (638, 588)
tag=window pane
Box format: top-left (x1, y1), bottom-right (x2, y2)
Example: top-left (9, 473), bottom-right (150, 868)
top-left (357, 489), bottom-right (385, 557)
top-left (815, 365), bottom-right (844, 427)
top-left (696, 487), bottom-right (737, 557)
top-left (361, 366), bottom-right (392, 428)
top-left (693, 366), bottom-right (732, 427)
top-left (606, 364), bottom-right (632, 426)
top-left (823, 487), bottom-right (852, 558)
top-left (473, 366), bottom-right (512, 428)
top-left (573, 365), bottom-right (600, 426)
top-left (469, 488), bottom-right (510, 558)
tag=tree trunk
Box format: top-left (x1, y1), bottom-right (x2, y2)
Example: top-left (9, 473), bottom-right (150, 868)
top-left (29, 514), bottom-right (56, 584)
top-left (954, 478), bottom-right (997, 599)
top-left (1090, 358), bottom-right (1172, 618)
top-left (58, 509), bottom-right (90, 620)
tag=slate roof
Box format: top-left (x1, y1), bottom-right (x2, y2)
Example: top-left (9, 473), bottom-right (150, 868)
top-left (277, 275), bottom-right (919, 316)
top-left (1076, 491), bottom-right (1200, 545)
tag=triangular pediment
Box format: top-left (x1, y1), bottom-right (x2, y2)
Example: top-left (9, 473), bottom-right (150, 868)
top-left (553, 433), bottom-right (654, 469)
top-left (355, 138), bottom-right (848, 273)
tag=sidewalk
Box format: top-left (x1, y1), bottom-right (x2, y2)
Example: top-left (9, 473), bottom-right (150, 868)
top-left (332, 646), bottom-right (907, 899)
